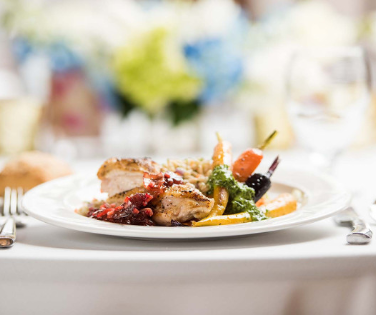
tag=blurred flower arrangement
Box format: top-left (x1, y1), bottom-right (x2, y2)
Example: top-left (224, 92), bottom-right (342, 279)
top-left (2, 0), bottom-right (248, 126)
top-left (2, 0), bottom-right (376, 155)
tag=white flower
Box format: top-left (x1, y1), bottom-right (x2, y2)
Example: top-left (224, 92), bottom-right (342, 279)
top-left (2, 0), bottom-right (146, 57)
top-left (285, 1), bottom-right (357, 47)
top-left (178, 0), bottom-right (243, 41)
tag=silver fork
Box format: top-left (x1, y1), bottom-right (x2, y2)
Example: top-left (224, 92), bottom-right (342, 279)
top-left (0, 187), bottom-right (27, 248)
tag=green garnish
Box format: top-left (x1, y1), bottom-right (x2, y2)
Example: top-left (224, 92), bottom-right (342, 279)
top-left (207, 165), bottom-right (267, 221)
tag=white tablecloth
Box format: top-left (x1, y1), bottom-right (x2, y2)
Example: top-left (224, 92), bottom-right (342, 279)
top-left (1, 149), bottom-right (376, 315)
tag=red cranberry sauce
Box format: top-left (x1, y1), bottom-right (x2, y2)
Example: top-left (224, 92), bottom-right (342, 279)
top-left (87, 193), bottom-right (154, 226)
top-left (143, 172), bottom-right (184, 195)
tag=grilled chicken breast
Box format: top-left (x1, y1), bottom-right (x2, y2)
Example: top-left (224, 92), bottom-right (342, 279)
top-left (152, 184), bottom-right (214, 226)
top-left (98, 158), bottom-right (160, 197)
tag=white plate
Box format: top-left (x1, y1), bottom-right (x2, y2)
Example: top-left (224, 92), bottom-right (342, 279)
top-left (22, 167), bottom-right (350, 239)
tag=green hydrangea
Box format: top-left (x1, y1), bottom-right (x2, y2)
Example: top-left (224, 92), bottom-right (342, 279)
top-left (112, 28), bottom-right (202, 115)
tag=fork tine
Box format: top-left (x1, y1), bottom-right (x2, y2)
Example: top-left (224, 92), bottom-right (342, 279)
top-left (3, 187), bottom-right (11, 216)
top-left (10, 189), bottom-right (17, 216)
top-left (17, 187), bottom-right (23, 215)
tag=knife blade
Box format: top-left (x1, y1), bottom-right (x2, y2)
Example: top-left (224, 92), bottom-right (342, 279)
top-left (334, 207), bottom-right (373, 245)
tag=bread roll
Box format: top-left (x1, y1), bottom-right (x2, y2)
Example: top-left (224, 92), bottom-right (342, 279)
top-left (0, 151), bottom-right (72, 195)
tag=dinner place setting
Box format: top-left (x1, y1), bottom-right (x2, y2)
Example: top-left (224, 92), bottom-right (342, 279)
top-left (1, 1), bottom-right (376, 315)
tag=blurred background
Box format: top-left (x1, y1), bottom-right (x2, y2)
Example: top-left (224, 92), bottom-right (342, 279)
top-left (0, 0), bottom-right (376, 161)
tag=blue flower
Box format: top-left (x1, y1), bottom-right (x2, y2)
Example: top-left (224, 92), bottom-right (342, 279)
top-left (12, 38), bottom-right (83, 73)
top-left (44, 41), bottom-right (83, 73)
top-left (12, 38), bottom-right (34, 63)
top-left (184, 38), bottom-right (244, 104)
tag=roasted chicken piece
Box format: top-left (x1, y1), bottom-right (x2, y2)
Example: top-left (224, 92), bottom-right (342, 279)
top-left (152, 184), bottom-right (214, 226)
top-left (98, 158), bottom-right (160, 197)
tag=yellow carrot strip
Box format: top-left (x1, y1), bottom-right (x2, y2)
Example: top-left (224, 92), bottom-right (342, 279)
top-left (209, 186), bottom-right (229, 216)
top-left (265, 193), bottom-right (297, 218)
top-left (193, 212), bottom-right (251, 227)
top-left (206, 133), bottom-right (232, 217)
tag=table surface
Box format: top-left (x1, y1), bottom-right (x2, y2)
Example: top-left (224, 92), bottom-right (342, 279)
top-left (3, 148), bottom-right (376, 266)
top-left (1, 148), bottom-right (376, 315)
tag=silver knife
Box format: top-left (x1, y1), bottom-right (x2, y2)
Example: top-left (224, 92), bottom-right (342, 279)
top-left (334, 207), bottom-right (373, 245)
top-left (0, 217), bottom-right (16, 248)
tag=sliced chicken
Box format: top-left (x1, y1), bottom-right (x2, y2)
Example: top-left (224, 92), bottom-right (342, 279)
top-left (152, 184), bottom-right (214, 226)
top-left (98, 158), bottom-right (160, 197)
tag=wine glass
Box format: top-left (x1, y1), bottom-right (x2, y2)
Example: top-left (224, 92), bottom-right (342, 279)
top-left (286, 47), bottom-right (371, 173)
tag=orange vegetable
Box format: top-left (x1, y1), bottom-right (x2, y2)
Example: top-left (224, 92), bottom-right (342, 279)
top-left (265, 193), bottom-right (297, 218)
top-left (212, 133), bottom-right (232, 168)
top-left (233, 148), bottom-right (263, 182)
top-left (207, 133), bottom-right (231, 217)
top-left (255, 196), bottom-right (268, 207)
top-left (232, 130), bottom-right (277, 182)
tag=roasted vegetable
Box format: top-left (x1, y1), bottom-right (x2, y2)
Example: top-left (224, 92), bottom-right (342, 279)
top-left (232, 130), bottom-right (277, 182)
top-left (255, 195), bottom-right (268, 207)
top-left (193, 192), bottom-right (297, 227)
top-left (212, 133), bottom-right (232, 168)
top-left (265, 193), bottom-right (297, 218)
top-left (207, 133), bottom-right (231, 217)
top-left (210, 186), bottom-right (229, 217)
top-left (192, 211), bottom-right (251, 227)
top-left (245, 156), bottom-right (280, 202)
